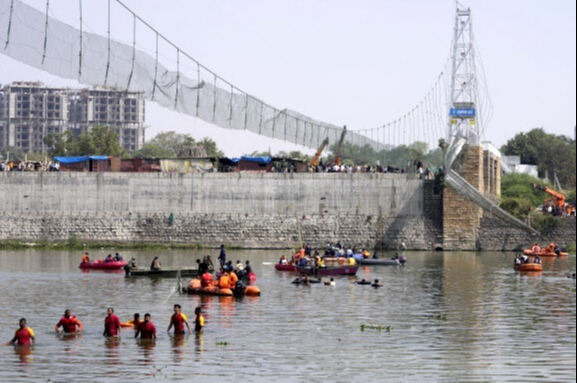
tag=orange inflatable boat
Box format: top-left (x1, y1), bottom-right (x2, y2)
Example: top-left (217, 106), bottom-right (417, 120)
top-left (185, 279), bottom-right (233, 296)
top-left (523, 249), bottom-right (568, 257)
top-left (185, 279), bottom-right (261, 297)
top-left (515, 263), bottom-right (543, 272)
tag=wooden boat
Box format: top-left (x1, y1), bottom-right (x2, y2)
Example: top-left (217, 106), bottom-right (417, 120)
top-left (359, 257), bottom-right (407, 266)
top-left (125, 267), bottom-right (200, 278)
top-left (296, 265), bottom-right (358, 276)
top-left (523, 249), bottom-right (568, 257)
top-left (274, 264), bottom-right (297, 272)
top-left (515, 263), bottom-right (543, 272)
top-left (79, 260), bottom-right (126, 270)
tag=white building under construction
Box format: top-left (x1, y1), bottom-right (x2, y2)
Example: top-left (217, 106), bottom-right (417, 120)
top-left (0, 82), bottom-right (145, 154)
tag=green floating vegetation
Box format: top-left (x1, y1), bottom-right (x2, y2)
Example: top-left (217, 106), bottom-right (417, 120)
top-left (360, 324), bottom-right (391, 333)
top-left (432, 313), bottom-right (448, 321)
top-left (216, 341), bottom-right (230, 346)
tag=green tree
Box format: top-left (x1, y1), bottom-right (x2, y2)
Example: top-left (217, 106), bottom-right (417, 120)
top-left (89, 126), bottom-right (123, 157)
top-left (198, 137), bottom-right (224, 157)
top-left (131, 132), bottom-right (224, 158)
top-left (0, 146), bottom-right (27, 161)
top-left (501, 128), bottom-right (576, 187)
top-left (44, 126), bottom-right (123, 157)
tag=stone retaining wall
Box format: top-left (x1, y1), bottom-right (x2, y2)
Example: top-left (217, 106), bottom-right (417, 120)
top-left (479, 214), bottom-right (576, 251)
top-left (0, 172), bottom-right (442, 250)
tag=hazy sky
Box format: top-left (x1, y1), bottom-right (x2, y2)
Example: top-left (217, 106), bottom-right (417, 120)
top-left (1, 0), bottom-right (575, 155)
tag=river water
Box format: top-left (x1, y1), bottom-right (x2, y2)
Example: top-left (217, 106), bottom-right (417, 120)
top-left (0, 250), bottom-right (574, 383)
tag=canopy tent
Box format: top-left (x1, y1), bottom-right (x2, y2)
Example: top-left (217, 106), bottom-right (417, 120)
top-left (54, 156), bottom-right (109, 164)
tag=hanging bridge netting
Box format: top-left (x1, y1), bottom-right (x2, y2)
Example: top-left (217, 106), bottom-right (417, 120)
top-left (1, 0), bottom-right (441, 151)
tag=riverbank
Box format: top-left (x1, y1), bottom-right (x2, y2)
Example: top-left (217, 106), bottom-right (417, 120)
top-left (0, 239), bottom-right (227, 251)
top-left (2, 238), bottom-right (575, 253)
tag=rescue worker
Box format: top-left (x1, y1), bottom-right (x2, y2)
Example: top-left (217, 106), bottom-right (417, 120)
top-left (228, 270), bottom-right (239, 290)
top-left (167, 304), bottom-right (191, 335)
top-left (55, 309), bottom-right (83, 334)
top-left (194, 306), bottom-right (205, 333)
top-left (5, 318), bottom-right (35, 346)
top-left (135, 313), bottom-right (156, 340)
top-left (218, 271), bottom-right (231, 289)
top-left (200, 272), bottom-right (214, 288)
top-left (103, 307), bottom-right (121, 337)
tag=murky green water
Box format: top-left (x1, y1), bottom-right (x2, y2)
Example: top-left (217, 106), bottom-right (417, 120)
top-left (0, 250), bottom-right (575, 382)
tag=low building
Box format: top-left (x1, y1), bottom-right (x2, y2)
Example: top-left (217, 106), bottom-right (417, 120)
top-left (502, 155), bottom-right (539, 179)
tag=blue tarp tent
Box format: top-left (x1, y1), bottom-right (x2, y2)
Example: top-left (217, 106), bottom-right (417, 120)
top-left (54, 156), bottom-right (109, 164)
top-left (233, 156), bottom-right (272, 165)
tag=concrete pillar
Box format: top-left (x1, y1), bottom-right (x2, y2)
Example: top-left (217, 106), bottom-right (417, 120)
top-left (443, 145), bottom-right (484, 250)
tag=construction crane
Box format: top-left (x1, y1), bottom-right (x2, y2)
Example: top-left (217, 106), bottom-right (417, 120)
top-left (533, 183), bottom-right (574, 215)
top-left (534, 183), bottom-right (566, 208)
top-left (334, 126), bottom-right (347, 166)
top-left (309, 138), bottom-right (329, 167)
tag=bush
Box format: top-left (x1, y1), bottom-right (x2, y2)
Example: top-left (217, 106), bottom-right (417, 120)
top-left (532, 214), bottom-right (561, 235)
top-left (500, 197), bottom-right (533, 220)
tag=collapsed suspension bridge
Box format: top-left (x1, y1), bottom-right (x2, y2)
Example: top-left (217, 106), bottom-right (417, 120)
top-left (0, 0), bottom-right (536, 235)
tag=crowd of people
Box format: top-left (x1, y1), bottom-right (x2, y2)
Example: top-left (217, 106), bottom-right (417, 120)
top-left (542, 201), bottom-right (576, 217)
top-left (5, 304), bottom-right (204, 347)
top-left (514, 253), bottom-right (541, 266)
top-left (0, 160), bottom-right (60, 172)
top-left (194, 246), bottom-right (255, 296)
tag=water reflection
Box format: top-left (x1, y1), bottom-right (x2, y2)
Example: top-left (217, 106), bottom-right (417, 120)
top-left (104, 337), bottom-right (121, 365)
top-left (136, 339), bottom-right (156, 365)
top-left (171, 334), bottom-right (187, 364)
top-left (13, 345), bottom-right (33, 364)
top-left (194, 333), bottom-right (204, 356)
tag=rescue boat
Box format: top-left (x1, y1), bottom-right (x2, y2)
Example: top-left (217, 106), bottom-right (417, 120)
top-left (515, 263), bottom-right (543, 272)
top-left (79, 260), bottom-right (127, 270)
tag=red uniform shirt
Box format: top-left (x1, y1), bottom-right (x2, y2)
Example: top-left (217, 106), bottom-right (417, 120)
top-left (137, 321), bottom-right (156, 339)
top-left (104, 314), bottom-right (121, 336)
top-left (170, 313), bottom-right (187, 334)
top-left (15, 327), bottom-right (33, 345)
top-left (57, 316), bottom-right (80, 333)
top-left (201, 273), bottom-right (213, 288)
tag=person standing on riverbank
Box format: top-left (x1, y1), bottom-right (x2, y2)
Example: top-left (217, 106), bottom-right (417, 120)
top-left (55, 309), bottom-right (83, 334)
top-left (167, 304), bottom-right (191, 335)
top-left (5, 318), bottom-right (35, 346)
top-left (103, 308), bottom-right (121, 337)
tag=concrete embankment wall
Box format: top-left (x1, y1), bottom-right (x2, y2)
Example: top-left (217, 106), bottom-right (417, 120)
top-left (0, 172), bottom-right (442, 250)
top-left (479, 214), bottom-right (576, 251)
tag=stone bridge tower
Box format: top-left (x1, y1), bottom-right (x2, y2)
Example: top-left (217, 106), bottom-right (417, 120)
top-left (442, 4), bottom-right (502, 250)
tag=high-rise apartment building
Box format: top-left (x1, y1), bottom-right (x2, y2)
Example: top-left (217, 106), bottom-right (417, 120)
top-left (0, 82), bottom-right (145, 153)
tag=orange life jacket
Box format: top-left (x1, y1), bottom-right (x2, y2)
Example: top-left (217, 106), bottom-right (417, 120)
top-left (219, 275), bottom-right (230, 289)
top-left (228, 271), bottom-right (238, 289)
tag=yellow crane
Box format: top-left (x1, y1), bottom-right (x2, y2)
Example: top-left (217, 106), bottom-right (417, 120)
top-left (334, 126), bottom-right (347, 166)
top-left (309, 138), bottom-right (329, 167)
